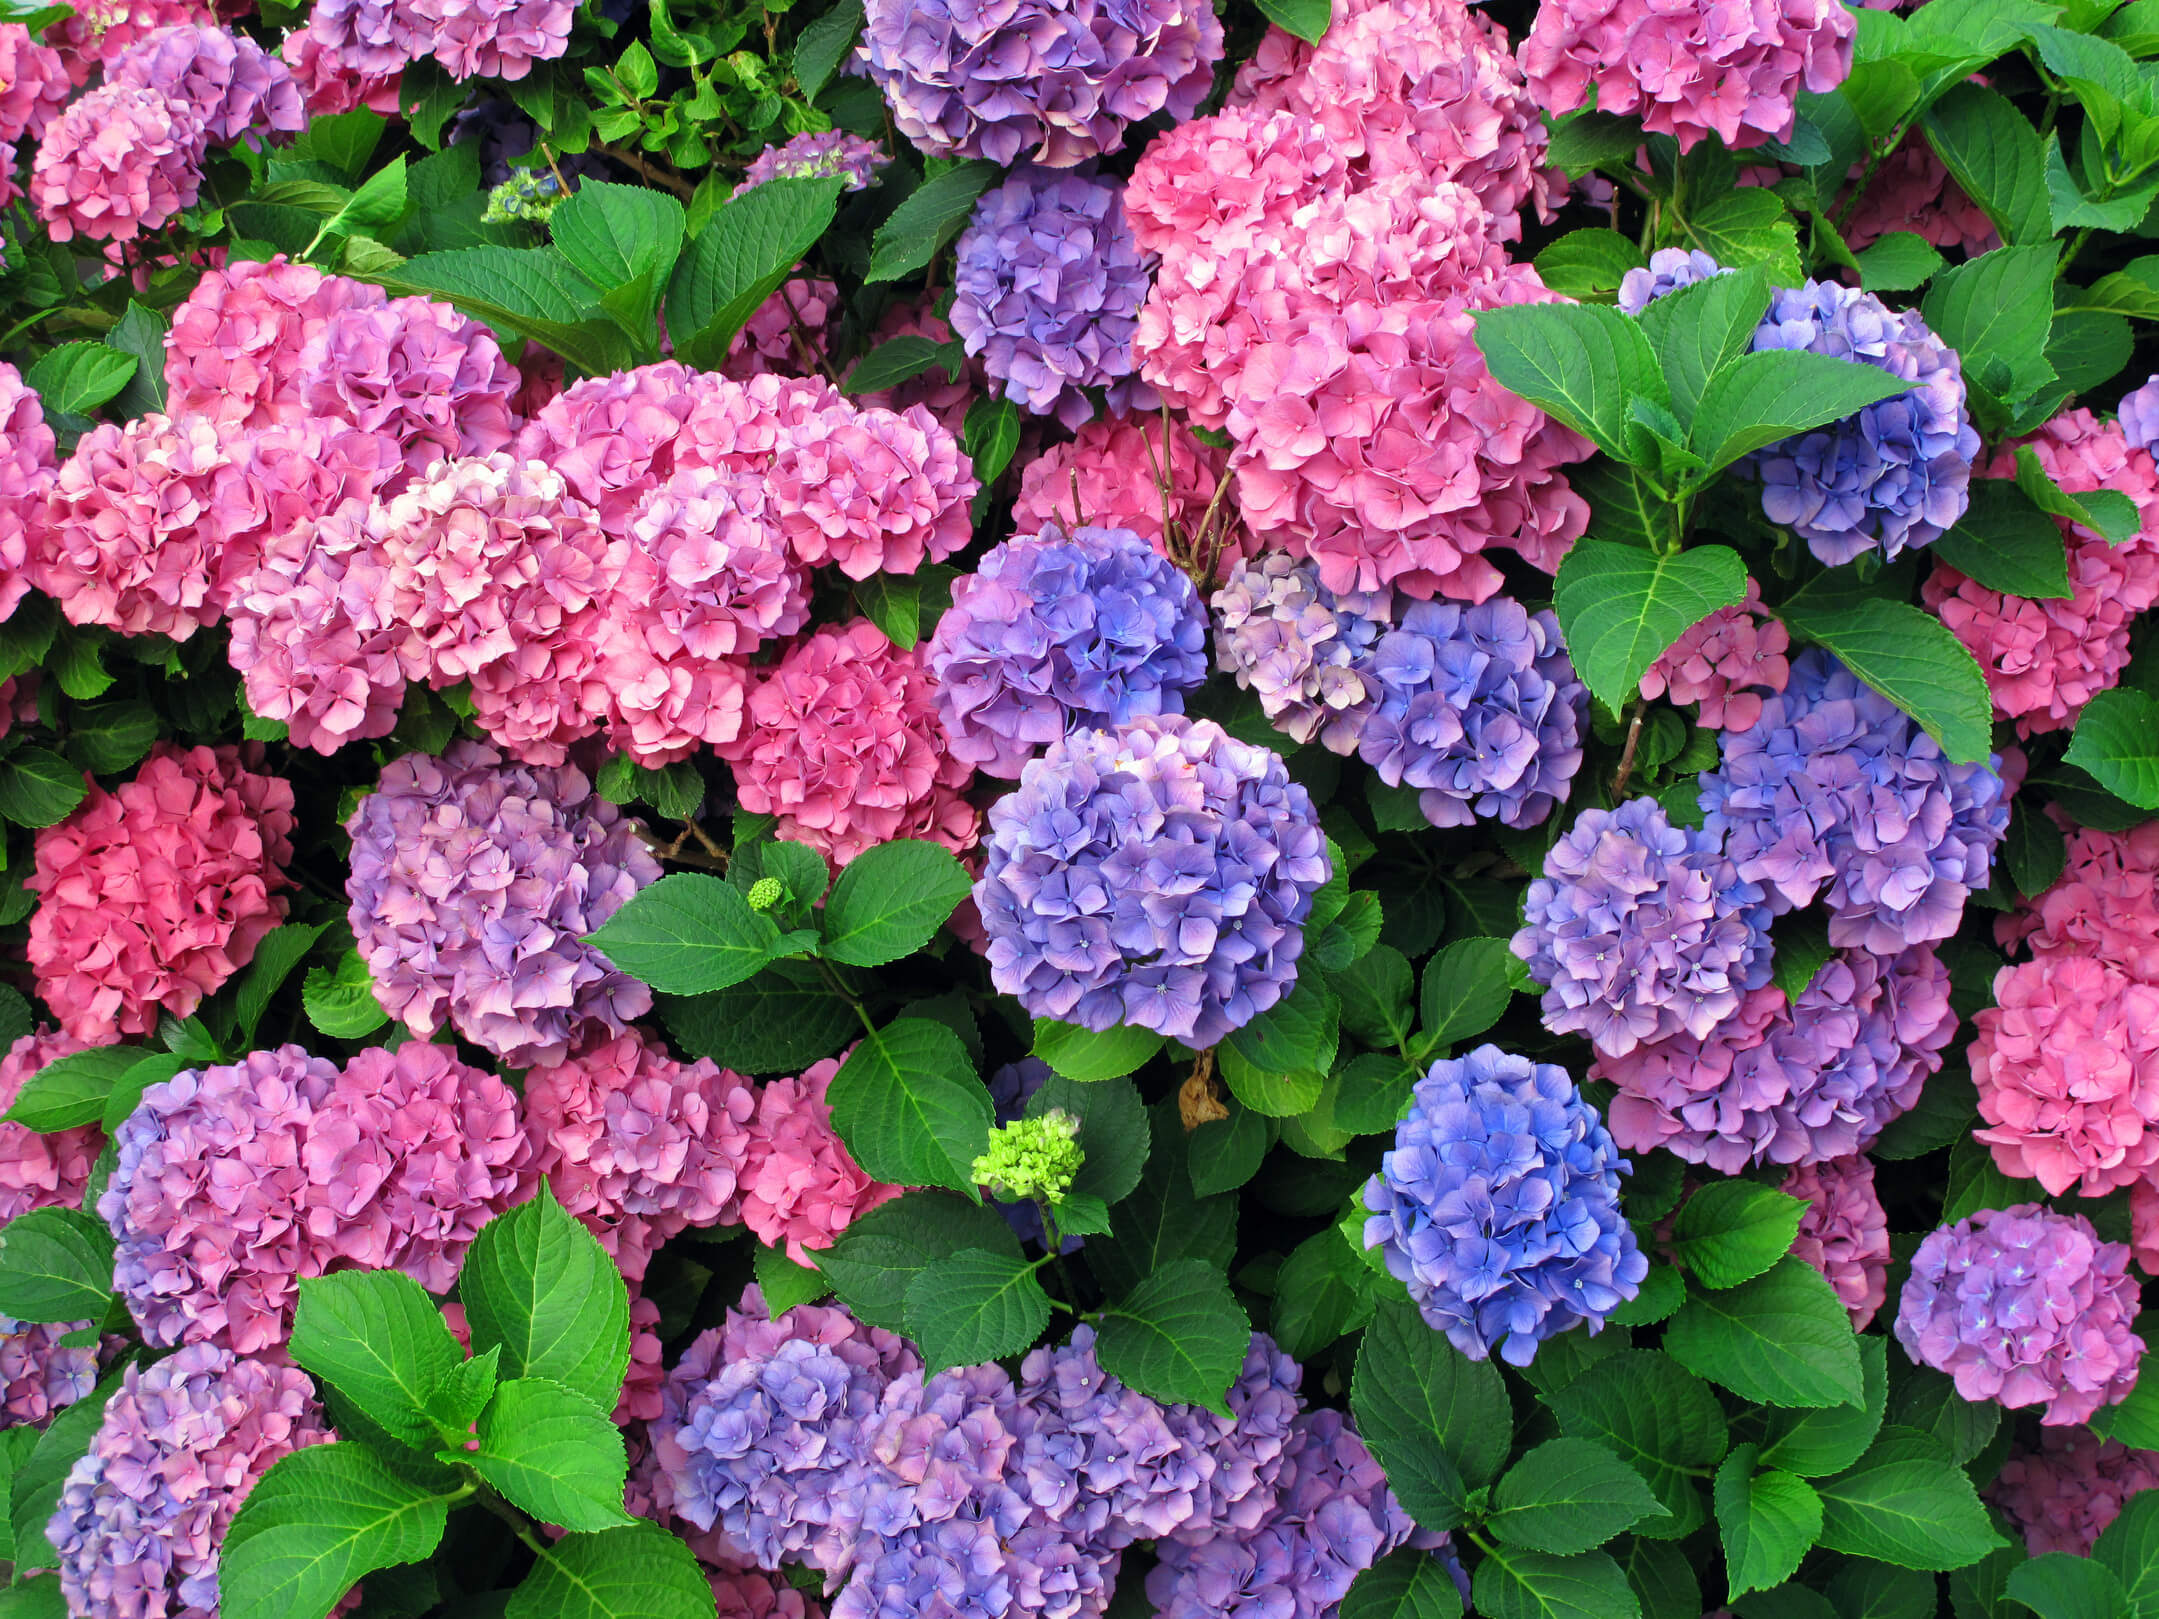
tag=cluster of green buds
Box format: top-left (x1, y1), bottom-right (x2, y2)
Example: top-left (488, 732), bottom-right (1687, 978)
top-left (971, 1109), bottom-right (1084, 1205)
top-left (482, 168), bottom-right (567, 224)
top-left (745, 876), bottom-right (785, 913)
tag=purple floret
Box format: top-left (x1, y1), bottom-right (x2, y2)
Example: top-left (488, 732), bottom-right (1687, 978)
top-left (734, 130), bottom-right (890, 197)
top-left (1617, 247), bottom-right (1731, 315)
top-left (110, 24), bottom-right (305, 147)
top-left (2119, 372), bottom-right (2159, 459)
top-left (1211, 553), bottom-right (1392, 755)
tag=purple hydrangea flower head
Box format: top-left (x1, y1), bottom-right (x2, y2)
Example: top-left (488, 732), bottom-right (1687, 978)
top-left (2121, 373), bottom-right (2159, 459)
top-left (1594, 945), bottom-right (1954, 1171)
top-left (950, 169), bottom-right (1157, 429)
top-left (0, 1316), bottom-right (96, 1428)
top-left (1743, 279), bottom-right (1981, 564)
top-left (1158, 1331), bottom-right (1304, 1545)
top-left (975, 714), bottom-right (1331, 1047)
top-left (1365, 1044), bottom-right (1645, 1366)
top-left (1512, 795), bottom-right (1774, 1057)
top-left (927, 522), bottom-right (1207, 778)
top-left (1897, 1204), bottom-right (2144, 1427)
top-left (343, 739), bottom-right (661, 1069)
top-left (109, 24), bottom-right (305, 146)
top-left (1698, 647), bottom-right (2009, 953)
top-left (47, 1343), bottom-right (333, 1619)
top-left (1355, 597), bottom-right (1587, 830)
top-left (1210, 553), bottom-right (1392, 755)
top-left (854, 0), bottom-right (1222, 166)
top-left (734, 130), bottom-right (889, 196)
top-left (1617, 248), bottom-right (1730, 315)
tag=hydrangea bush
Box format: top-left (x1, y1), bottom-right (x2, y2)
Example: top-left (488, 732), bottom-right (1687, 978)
top-left (0, 0), bottom-right (2154, 1615)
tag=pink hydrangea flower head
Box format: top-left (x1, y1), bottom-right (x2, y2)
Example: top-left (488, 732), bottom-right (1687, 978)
top-left (109, 24), bottom-right (305, 145)
top-left (738, 1056), bottom-right (903, 1264)
top-left (0, 359), bottom-right (56, 623)
top-left (344, 740), bottom-right (661, 1068)
top-left (0, 1028), bottom-right (101, 1224)
top-left (1012, 415), bottom-right (1253, 580)
top-left (722, 276), bottom-right (837, 382)
top-left (0, 675), bottom-right (35, 740)
top-left (765, 400), bottom-right (974, 580)
top-left (406, 0), bottom-right (572, 79)
top-left (1992, 1428), bottom-right (2159, 1557)
top-left (1519, 0), bottom-right (1855, 151)
top-left (597, 468), bottom-right (807, 765)
top-left (512, 361), bottom-right (706, 530)
top-left (305, 1042), bottom-right (538, 1291)
top-left (735, 130), bottom-right (889, 197)
top-left (1840, 133), bottom-right (1999, 256)
top-left (297, 294), bottom-right (519, 474)
top-left (524, 1027), bottom-right (755, 1279)
top-left (712, 1565), bottom-right (820, 1619)
top-left (28, 744), bottom-right (294, 1043)
top-left (30, 81), bottom-right (205, 242)
top-left (1593, 945), bottom-right (1953, 1172)
top-left (280, 16), bottom-right (404, 115)
top-left (0, 1315), bottom-right (97, 1428)
top-left (2001, 818), bottom-right (2159, 982)
top-left (1780, 1155), bottom-right (1888, 1329)
top-left (200, 413), bottom-right (407, 617)
top-left (1896, 1203), bottom-right (2143, 1427)
top-left (722, 619), bottom-right (979, 869)
top-left (164, 255), bottom-right (388, 428)
top-left (0, 25), bottom-right (70, 141)
top-left (47, 0), bottom-right (214, 81)
top-left (1639, 578), bottom-right (1792, 731)
top-left (618, 1290), bottom-right (665, 1425)
top-left (856, 298), bottom-right (978, 439)
top-left (1971, 954), bottom-right (2159, 1197)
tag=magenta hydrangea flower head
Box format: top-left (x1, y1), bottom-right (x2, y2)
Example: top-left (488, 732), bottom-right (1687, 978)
top-left (0, 1029), bottom-right (102, 1223)
top-left (296, 293), bottom-right (519, 474)
top-left (653, 1288), bottom-right (921, 1575)
top-left (950, 168), bottom-right (1157, 429)
top-left (722, 619), bottom-right (979, 869)
top-left (406, 0), bottom-right (572, 79)
top-left (523, 1027), bottom-right (755, 1280)
top-left (28, 744), bottom-right (294, 1043)
top-left (1743, 280), bottom-right (1980, 565)
top-left (1514, 796), bottom-right (1774, 1058)
top-left (926, 522), bottom-right (1208, 779)
top-left (1519, 0), bottom-right (1853, 151)
top-left (0, 24), bottom-right (70, 142)
top-left (0, 1316), bottom-right (97, 1429)
top-left (1616, 248), bottom-right (1731, 316)
top-left (854, 0), bottom-right (1221, 167)
top-left (164, 256), bottom-right (388, 428)
top-left (1639, 578), bottom-right (1791, 732)
top-left (343, 740), bottom-right (660, 1068)
top-left (48, 1344), bottom-right (334, 1619)
top-left (30, 82), bottom-right (204, 242)
top-left (109, 24), bottom-right (305, 145)
top-left (100, 1046), bottom-right (340, 1352)
top-left (1210, 554), bottom-right (1391, 755)
top-left (735, 131), bottom-right (889, 196)
top-left (1897, 1203), bottom-right (2144, 1427)
top-left (2002, 818), bottom-right (2159, 983)
top-left (1365, 1044), bottom-right (1644, 1365)
top-left (2123, 374), bottom-right (2159, 458)
top-left (1841, 134), bottom-right (1998, 257)
top-left (976, 713), bottom-right (1330, 1046)
top-left (1780, 1155), bottom-right (1889, 1330)
top-left (1356, 597), bottom-right (1587, 830)
top-left (1991, 1428), bottom-right (2159, 1557)
top-left (1012, 415), bottom-right (1252, 579)
top-left (1699, 648), bottom-right (2008, 953)
top-left (0, 360), bottom-right (56, 624)
top-left (764, 398), bottom-right (975, 579)
top-left (281, 12), bottom-right (406, 115)
top-left (737, 1055), bottom-right (902, 1266)
top-left (1594, 944), bottom-right (1952, 1171)
top-left (1971, 954), bottom-right (2159, 1198)
top-left (199, 414), bottom-right (407, 619)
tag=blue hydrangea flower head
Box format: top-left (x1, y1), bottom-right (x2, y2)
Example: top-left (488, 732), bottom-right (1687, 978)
top-left (1364, 1044), bottom-right (1646, 1365)
top-left (1618, 248), bottom-right (1730, 315)
top-left (1211, 553), bottom-right (1393, 755)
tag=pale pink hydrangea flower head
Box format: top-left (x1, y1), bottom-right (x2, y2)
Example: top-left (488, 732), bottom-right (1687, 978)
top-left (0, 1028), bottom-right (102, 1224)
top-left (201, 413), bottom-right (407, 617)
top-left (407, 0), bottom-right (573, 80)
top-left (0, 359), bottom-right (55, 624)
top-left (738, 1054), bottom-right (903, 1265)
top-left (2002, 818), bottom-right (2159, 984)
top-left (1639, 578), bottom-right (1791, 731)
top-left (164, 256), bottom-right (388, 428)
top-left (765, 400), bottom-right (976, 580)
top-left (30, 82), bottom-right (205, 243)
top-left (280, 20), bottom-right (403, 116)
top-left (1779, 1155), bottom-right (1888, 1329)
top-left (109, 24), bottom-right (307, 146)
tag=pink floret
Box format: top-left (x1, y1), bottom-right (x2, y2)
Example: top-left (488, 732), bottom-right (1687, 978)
top-left (1781, 1155), bottom-right (1888, 1330)
top-left (737, 1056), bottom-right (903, 1265)
top-left (765, 401), bottom-right (975, 581)
top-left (405, 0), bottom-right (572, 79)
top-left (109, 23), bottom-right (305, 146)
top-left (0, 24), bottom-right (71, 142)
top-left (47, 0), bottom-right (216, 82)
top-left (0, 360), bottom-right (56, 624)
top-left (0, 1029), bottom-right (103, 1224)
top-left (1840, 133), bottom-right (1999, 256)
top-left (1992, 1428), bottom-right (2159, 1557)
top-left (164, 256), bottom-right (388, 429)
top-left (1640, 578), bottom-right (1792, 731)
top-left (2002, 818), bottom-right (2159, 984)
top-left (1012, 415), bottom-right (1252, 581)
top-left (30, 82), bottom-right (205, 243)
top-left (297, 293), bottom-right (520, 475)
top-left (279, 18), bottom-right (403, 115)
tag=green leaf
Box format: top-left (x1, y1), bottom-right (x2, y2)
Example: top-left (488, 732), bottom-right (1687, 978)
top-left (1687, 351), bottom-right (1918, 474)
top-left (1335, 1052), bottom-right (1421, 1137)
top-left (10, 1357), bottom-right (130, 1559)
top-left (827, 1018), bottom-right (991, 1194)
top-left (232, 921), bottom-right (327, 1043)
top-left (1218, 1045), bottom-right (1325, 1118)
top-left (383, 247), bottom-right (631, 377)
top-left (2006, 1554), bottom-right (2137, 1619)
top-left (1223, 974), bottom-right (1339, 1086)
top-left (304, 950), bottom-right (389, 1039)
top-left (751, 1238), bottom-right (828, 1319)
top-left (1088, 1104), bottom-right (1237, 1296)
top-left (1023, 1072), bottom-right (1148, 1203)
top-left (1922, 246), bottom-right (2059, 406)
top-left (2004, 798), bottom-right (2067, 899)
top-left (1758, 1335), bottom-right (1888, 1477)
top-left (1885, 1361), bottom-right (1995, 1466)
top-left (819, 839), bottom-right (972, 965)
top-left (1635, 266), bottom-right (1771, 425)
top-left (584, 872), bottom-right (790, 994)
top-left (1472, 1548), bottom-right (1642, 1619)
top-left (1854, 232), bottom-right (1946, 293)
top-left (661, 961), bottom-right (855, 1073)
top-left (1610, 1264), bottom-right (1683, 1327)
top-left (1271, 1229), bottom-right (1376, 1360)
top-left (327, 155), bottom-right (407, 236)
top-left (0, 747), bottom-right (85, 829)
top-left (1097, 1257), bottom-right (1251, 1415)
top-left (1353, 1299), bottom-right (1512, 1530)
top-left (2093, 1490), bottom-right (2159, 1614)
top-left (26, 343), bottom-right (137, 421)
top-left (0, 1578), bottom-right (64, 1618)
top-left (1922, 83), bottom-right (2052, 246)
top-left (1618, 1539), bottom-right (1700, 1619)
top-left (2063, 688), bottom-right (2159, 808)
top-left (0, 1208), bottom-right (112, 1324)
top-left (1768, 912), bottom-right (1834, 1004)
top-left (1664, 1258), bottom-right (1863, 1409)
top-left (902, 1248), bottom-right (1050, 1371)
top-left (550, 181), bottom-right (684, 333)
top-left (1470, 302), bottom-right (1665, 464)
top-left (506, 1522), bottom-right (716, 1619)
top-left (1491, 1438), bottom-right (1662, 1554)
top-left (1716, 1445), bottom-right (1823, 1597)
top-left (292, 108), bottom-right (385, 177)
top-left (469, 1378), bottom-right (634, 1532)
top-left (1547, 112), bottom-right (1646, 179)
top-left (866, 162), bottom-right (1001, 284)
top-left (1775, 595), bottom-right (1993, 764)
top-left (63, 697), bottom-right (157, 774)
top-left (1932, 479), bottom-right (2071, 599)
top-left (1032, 1018), bottom-right (1162, 1082)
top-left (963, 393), bottom-right (1022, 493)
top-left (1188, 1104), bottom-right (1272, 1196)
top-left (1553, 540), bottom-right (1748, 713)
top-left (1675, 188), bottom-right (1802, 286)
top-left (1535, 230), bottom-right (1646, 300)
top-left (1814, 1428), bottom-right (2006, 1570)
top-left (459, 1188), bottom-right (631, 1412)
top-left (1342, 1550), bottom-right (1465, 1619)
top-left (2044, 306), bottom-right (2133, 398)
top-left (105, 301), bottom-right (169, 419)
top-left (1417, 935), bottom-right (1522, 1056)
top-left (1337, 945), bottom-right (1415, 1050)
top-left (219, 1443), bottom-right (450, 1619)
top-left (665, 177), bottom-right (844, 366)
top-left (1254, 0), bottom-right (1331, 40)
top-left (792, 0), bottom-right (863, 97)
top-left (1, 1043), bottom-right (141, 1132)
top-left (843, 333), bottom-right (966, 395)
top-left (1547, 1350), bottom-right (1728, 1539)
top-left (1670, 1182), bottom-right (1805, 1289)
top-left (289, 1271), bottom-right (464, 1449)
top-left (813, 1192), bottom-right (1018, 1335)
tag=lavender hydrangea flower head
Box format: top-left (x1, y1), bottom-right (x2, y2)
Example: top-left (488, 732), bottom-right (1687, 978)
top-left (1365, 1045), bottom-right (1645, 1365)
top-left (48, 1345), bottom-right (334, 1619)
top-left (1744, 280), bottom-right (1981, 564)
top-left (734, 130), bottom-right (888, 196)
top-left (109, 24), bottom-right (305, 146)
top-left (2121, 373), bottom-right (2159, 458)
top-left (975, 714), bottom-right (1331, 1047)
top-left (1897, 1204), bottom-right (2144, 1427)
top-left (1211, 554), bottom-right (1392, 755)
top-left (854, 0), bottom-right (1222, 166)
top-left (1617, 248), bottom-right (1730, 315)
top-left (926, 522), bottom-right (1208, 778)
top-left (1699, 647), bottom-right (2009, 953)
top-left (0, 1316), bottom-right (97, 1427)
top-left (950, 168), bottom-right (1157, 429)
top-left (343, 740), bottom-right (661, 1068)
top-left (1355, 597), bottom-right (1587, 830)
top-left (1513, 795), bottom-right (1774, 1057)
top-left (1158, 1331), bottom-right (1305, 1544)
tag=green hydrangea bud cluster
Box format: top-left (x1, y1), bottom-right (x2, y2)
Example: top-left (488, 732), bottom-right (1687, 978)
top-left (483, 168), bottom-right (566, 224)
top-left (745, 876), bottom-right (785, 912)
top-left (971, 1109), bottom-right (1083, 1203)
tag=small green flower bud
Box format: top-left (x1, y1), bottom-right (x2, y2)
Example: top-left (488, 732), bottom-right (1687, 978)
top-left (482, 168), bottom-right (565, 224)
top-left (746, 876), bottom-right (784, 912)
top-left (970, 1109), bottom-right (1084, 1204)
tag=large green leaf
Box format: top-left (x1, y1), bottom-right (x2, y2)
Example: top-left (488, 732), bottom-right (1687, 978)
top-left (1490, 1439), bottom-right (1662, 1554)
top-left (1472, 1548), bottom-right (1642, 1619)
top-left (827, 1018), bottom-right (991, 1194)
top-left (0, 1208), bottom-right (113, 1325)
top-left (289, 1271), bottom-right (464, 1450)
top-left (1776, 595), bottom-right (1994, 764)
top-left (1, 1044), bottom-right (142, 1133)
top-left (1932, 478), bottom-right (2072, 599)
top-left (667, 177), bottom-right (845, 365)
top-left (219, 1443), bottom-right (451, 1619)
top-left (2064, 688), bottom-right (2159, 809)
top-left (819, 840), bottom-right (973, 966)
top-left (1922, 83), bottom-right (2052, 246)
top-left (865, 163), bottom-right (1000, 284)
top-left (458, 1188), bottom-right (630, 1412)
top-left (1096, 1258), bottom-right (1250, 1416)
top-left (1548, 1350), bottom-right (1728, 1538)
top-left (1471, 302), bottom-right (1665, 464)
top-left (1553, 540), bottom-right (1748, 713)
top-left (1813, 1428), bottom-right (2007, 1570)
top-left (1670, 1182), bottom-right (1805, 1289)
top-left (813, 1192), bottom-right (1018, 1336)
top-left (506, 1522), bottom-right (717, 1619)
top-left (1352, 1300), bottom-right (1512, 1531)
top-left (903, 1249), bottom-right (1051, 1371)
top-left (1663, 1259), bottom-right (1864, 1410)
top-left (383, 247), bottom-right (631, 376)
top-left (1688, 351), bottom-right (1919, 474)
top-left (469, 1378), bottom-right (635, 1532)
top-left (1715, 1445), bottom-right (1822, 1597)
top-left (1342, 1550), bottom-right (1465, 1619)
top-left (583, 872), bottom-right (797, 995)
